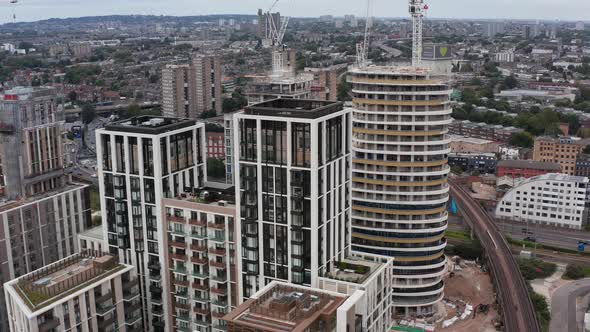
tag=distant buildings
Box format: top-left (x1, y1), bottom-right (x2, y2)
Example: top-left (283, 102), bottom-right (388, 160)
top-left (162, 54), bottom-right (222, 119)
top-left (48, 42), bottom-right (92, 58)
top-left (449, 120), bottom-right (523, 143)
top-left (450, 135), bottom-right (500, 154)
top-left (497, 160), bottom-right (561, 179)
top-left (5, 251), bottom-right (139, 332)
top-left (496, 88), bottom-right (577, 103)
top-left (575, 154), bottom-right (590, 178)
top-left (448, 153), bottom-right (497, 174)
top-left (496, 173), bottom-right (590, 229)
top-left (304, 64), bottom-right (347, 101)
top-left (533, 136), bottom-right (588, 175)
top-left (245, 74), bottom-right (313, 106)
top-left (484, 22), bottom-right (505, 37)
top-left (575, 21), bottom-right (585, 31)
top-left (206, 132), bottom-right (225, 159)
top-left (495, 50), bottom-right (515, 63)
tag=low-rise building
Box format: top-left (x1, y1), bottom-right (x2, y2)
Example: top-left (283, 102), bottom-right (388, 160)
top-left (575, 154), bottom-right (590, 178)
top-left (448, 153), bottom-right (497, 174)
top-left (497, 160), bottom-right (561, 179)
top-left (206, 132), bottom-right (225, 159)
top-left (533, 136), bottom-right (588, 175)
top-left (495, 173), bottom-right (590, 229)
top-left (449, 120), bottom-right (523, 143)
top-left (4, 251), bottom-right (141, 332)
top-left (449, 135), bottom-right (500, 154)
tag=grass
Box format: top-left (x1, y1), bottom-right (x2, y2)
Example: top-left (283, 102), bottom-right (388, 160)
top-left (446, 230), bottom-right (471, 241)
top-left (89, 186), bottom-right (101, 212)
top-left (529, 286), bottom-right (551, 332)
top-left (506, 235), bottom-right (590, 257)
top-left (445, 237), bottom-right (483, 260)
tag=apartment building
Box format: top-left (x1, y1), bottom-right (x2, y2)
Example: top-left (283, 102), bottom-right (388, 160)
top-left (162, 54), bottom-right (222, 119)
top-left (448, 153), bottom-right (497, 174)
top-left (496, 173), bottom-right (590, 229)
top-left (233, 99), bottom-right (352, 300)
top-left (162, 187), bottom-right (239, 332)
top-left (206, 132), bottom-right (225, 159)
top-left (245, 74), bottom-right (313, 106)
top-left (5, 251), bottom-right (140, 332)
top-left (533, 136), bottom-right (588, 175)
top-left (350, 65), bottom-right (451, 316)
top-left (304, 64), bottom-right (347, 101)
top-left (96, 116), bottom-right (207, 331)
top-left (0, 87), bottom-right (92, 332)
top-left (449, 120), bottom-right (523, 143)
top-left (224, 113), bottom-right (235, 185)
top-left (497, 160), bottom-right (561, 179)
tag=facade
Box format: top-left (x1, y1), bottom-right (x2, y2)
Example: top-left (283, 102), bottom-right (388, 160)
top-left (448, 153), bottom-right (497, 174)
top-left (449, 120), bottom-right (523, 143)
top-left (245, 74), bottom-right (313, 106)
top-left (349, 65), bottom-right (451, 316)
top-left (222, 281), bottom-right (348, 332)
top-left (533, 136), bottom-right (587, 175)
top-left (575, 154), bottom-right (590, 178)
top-left (224, 113), bottom-right (235, 185)
top-left (207, 132), bottom-right (225, 159)
top-left (233, 99), bottom-right (352, 300)
top-left (96, 116), bottom-right (207, 331)
top-left (162, 190), bottom-right (239, 332)
top-left (449, 135), bottom-right (499, 154)
top-left (0, 87), bottom-right (66, 199)
top-left (421, 44), bottom-right (453, 75)
top-left (304, 64), bottom-right (347, 101)
top-left (498, 160), bottom-right (561, 179)
top-left (496, 173), bottom-right (590, 229)
top-left (162, 54), bottom-right (222, 119)
top-left (5, 251), bottom-right (140, 332)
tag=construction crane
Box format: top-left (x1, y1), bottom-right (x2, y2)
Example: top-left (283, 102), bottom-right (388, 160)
top-left (262, 0), bottom-right (291, 76)
top-left (356, 0), bottom-right (373, 68)
top-left (1, 0), bottom-right (18, 23)
top-left (409, 0), bottom-right (428, 66)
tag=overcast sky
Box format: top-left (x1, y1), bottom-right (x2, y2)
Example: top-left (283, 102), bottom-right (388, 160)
top-left (0, 0), bottom-right (588, 24)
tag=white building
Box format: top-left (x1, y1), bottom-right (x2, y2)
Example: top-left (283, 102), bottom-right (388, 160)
top-left (233, 99), bottom-right (352, 300)
top-left (4, 251), bottom-right (140, 332)
top-left (349, 65), bottom-right (451, 316)
top-left (575, 21), bottom-right (585, 31)
top-left (496, 173), bottom-right (590, 229)
top-left (96, 116), bottom-right (207, 331)
top-left (495, 50), bottom-right (515, 63)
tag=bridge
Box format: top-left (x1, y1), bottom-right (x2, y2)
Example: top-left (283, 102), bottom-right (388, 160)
top-left (449, 178), bottom-right (541, 332)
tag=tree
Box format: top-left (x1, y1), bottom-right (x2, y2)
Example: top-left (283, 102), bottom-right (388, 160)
top-left (509, 131), bottom-right (534, 148)
top-left (451, 166), bottom-right (464, 174)
top-left (503, 75), bottom-right (519, 89)
top-left (67, 91), bottom-right (78, 102)
top-left (207, 158), bottom-right (226, 178)
top-left (337, 75), bottom-right (352, 102)
top-left (81, 103), bottom-right (96, 125)
top-left (200, 110), bottom-right (217, 119)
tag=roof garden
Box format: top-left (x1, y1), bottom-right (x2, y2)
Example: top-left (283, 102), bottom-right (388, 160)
top-left (14, 251), bottom-right (126, 311)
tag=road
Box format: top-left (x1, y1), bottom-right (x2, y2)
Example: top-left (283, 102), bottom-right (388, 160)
top-left (550, 279), bottom-right (590, 332)
top-left (450, 179), bottom-right (541, 332)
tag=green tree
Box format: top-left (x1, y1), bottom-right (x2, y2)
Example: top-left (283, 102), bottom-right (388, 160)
top-left (509, 131), bottom-right (534, 148)
top-left (81, 103), bottom-right (96, 124)
top-left (67, 90), bottom-right (78, 102)
top-left (503, 75), bottom-right (519, 89)
top-left (337, 75), bottom-right (352, 102)
top-left (207, 158), bottom-right (226, 178)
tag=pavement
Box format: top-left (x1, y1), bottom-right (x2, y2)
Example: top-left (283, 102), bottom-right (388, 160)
top-left (550, 279), bottom-right (590, 332)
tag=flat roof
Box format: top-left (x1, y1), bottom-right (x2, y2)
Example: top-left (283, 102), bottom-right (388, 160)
top-left (11, 251), bottom-right (129, 313)
top-left (498, 160), bottom-right (561, 171)
top-left (104, 116), bottom-right (198, 135)
top-left (245, 99), bottom-right (343, 119)
top-left (78, 226), bottom-right (104, 241)
top-left (0, 183), bottom-right (88, 213)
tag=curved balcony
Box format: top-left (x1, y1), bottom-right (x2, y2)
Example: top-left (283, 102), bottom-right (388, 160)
top-left (353, 146), bottom-right (451, 156)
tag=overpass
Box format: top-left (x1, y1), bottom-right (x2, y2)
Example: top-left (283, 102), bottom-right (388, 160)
top-left (449, 178), bottom-right (541, 332)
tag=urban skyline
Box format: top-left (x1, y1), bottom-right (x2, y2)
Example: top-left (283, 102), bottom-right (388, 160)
top-left (1, 0), bottom-right (590, 24)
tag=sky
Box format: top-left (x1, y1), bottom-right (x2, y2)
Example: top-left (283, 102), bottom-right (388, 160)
top-left (0, 0), bottom-right (588, 24)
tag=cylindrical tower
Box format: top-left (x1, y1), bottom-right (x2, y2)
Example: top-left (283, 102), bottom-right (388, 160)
top-left (349, 65), bottom-right (451, 317)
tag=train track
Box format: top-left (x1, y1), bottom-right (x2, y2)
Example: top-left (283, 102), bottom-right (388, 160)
top-left (449, 180), bottom-right (541, 332)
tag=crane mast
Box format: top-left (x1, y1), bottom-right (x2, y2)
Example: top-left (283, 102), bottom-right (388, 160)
top-left (409, 0), bottom-right (427, 67)
top-left (356, 0), bottom-right (372, 68)
top-left (263, 0), bottom-right (291, 76)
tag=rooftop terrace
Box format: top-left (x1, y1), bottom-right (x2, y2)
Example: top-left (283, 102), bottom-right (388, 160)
top-left (13, 250), bottom-right (127, 312)
top-left (104, 116), bottom-right (197, 134)
top-left (245, 99), bottom-right (344, 119)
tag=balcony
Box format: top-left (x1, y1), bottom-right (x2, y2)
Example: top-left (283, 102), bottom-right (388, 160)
top-left (191, 232), bottom-right (208, 239)
top-left (173, 279), bottom-right (190, 287)
top-left (170, 241), bottom-right (186, 249)
top-left (211, 274), bottom-right (228, 282)
top-left (174, 302), bottom-right (191, 310)
top-left (211, 299), bottom-right (228, 307)
top-left (209, 248), bottom-right (226, 256)
top-left (212, 311), bottom-right (226, 318)
top-left (38, 318), bottom-right (59, 332)
top-left (150, 285), bottom-right (163, 294)
top-left (190, 244), bottom-right (208, 252)
top-left (209, 261), bottom-right (226, 269)
top-left (95, 291), bottom-right (113, 304)
top-left (125, 314), bottom-right (143, 326)
top-left (209, 235), bottom-right (225, 243)
top-left (191, 257), bottom-right (208, 265)
top-left (97, 316), bottom-right (115, 330)
top-left (123, 289), bottom-right (140, 301)
top-left (170, 253), bottom-right (187, 260)
top-left (189, 219), bottom-right (207, 227)
top-left (168, 216), bottom-right (185, 223)
top-left (96, 303), bottom-right (115, 316)
top-left (208, 222), bottom-right (225, 230)
top-left (194, 307), bottom-right (210, 315)
top-left (173, 266), bottom-right (188, 274)
top-left (210, 287), bottom-right (227, 295)
top-left (192, 282), bottom-right (209, 291)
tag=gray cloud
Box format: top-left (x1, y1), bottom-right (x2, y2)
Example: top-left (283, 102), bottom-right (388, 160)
top-left (0, 0), bottom-right (587, 24)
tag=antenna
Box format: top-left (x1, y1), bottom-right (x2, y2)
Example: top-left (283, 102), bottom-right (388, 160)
top-left (356, 0), bottom-right (373, 68)
top-left (10, 0), bottom-right (18, 24)
top-left (409, 0), bottom-right (428, 67)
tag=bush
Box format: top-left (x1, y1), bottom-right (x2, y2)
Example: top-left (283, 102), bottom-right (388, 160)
top-left (563, 264), bottom-right (590, 280)
top-left (446, 239), bottom-right (483, 260)
top-left (529, 285), bottom-right (550, 332)
top-left (517, 258), bottom-right (557, 280)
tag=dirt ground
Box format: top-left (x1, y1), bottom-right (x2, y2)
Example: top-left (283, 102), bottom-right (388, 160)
top-left (437, 259), bottom-right (499, 332)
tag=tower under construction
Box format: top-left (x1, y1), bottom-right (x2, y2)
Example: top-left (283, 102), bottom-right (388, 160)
top-left (350, 0), bottom-right (451, 317)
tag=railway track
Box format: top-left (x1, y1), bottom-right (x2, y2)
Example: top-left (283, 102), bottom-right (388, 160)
top-left (449, 180), bottom-right (541, 332)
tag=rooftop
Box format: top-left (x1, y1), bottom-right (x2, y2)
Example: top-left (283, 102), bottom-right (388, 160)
top-left (323, 257), bottom-right (381, 284)
top-left (498, 160), bottom-right (561, 171)
top-left (165, 184), bottom-right (236, 208)
top-left (10, 251), bottom-right (129, 313)
top-left (350, 64), bottom-right (431, 76)
top-left (1, 86), bottom-right (56, 101)
top-left (78, 226), bottom-right (104, 241)
top-left (529, 173), bottom-right (589, 183)
top-left (0, 183), bottom-right (88, 213)
top-left (104, 116), bottom-right (198, 135)
top-left (223, 281), bottom-right (347, 332)
top-left (245, 99), bottom-right (344, 119)
top-left (449, 135), bottom-right (495, 145)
